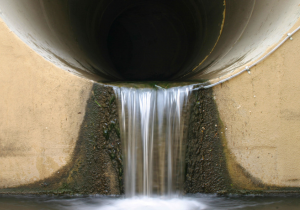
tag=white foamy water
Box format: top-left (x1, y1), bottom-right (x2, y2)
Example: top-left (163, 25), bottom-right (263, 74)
top-left (91, 197), bottom-right (206, 210)
top-left (113, 85), bottom-right (193, 197)
top-left (65, 194), bottom-right (281, 210)
top-left (0, 194), bottom-right (286, 210)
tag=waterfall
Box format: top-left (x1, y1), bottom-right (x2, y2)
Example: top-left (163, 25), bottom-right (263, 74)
top-left (114, 85), bottom-right (193, 197)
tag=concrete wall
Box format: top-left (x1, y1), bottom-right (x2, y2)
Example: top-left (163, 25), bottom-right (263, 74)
top-left (0, 18), bottom-right (93, 189)
top-left (213, 25), bottom-right (300, 189)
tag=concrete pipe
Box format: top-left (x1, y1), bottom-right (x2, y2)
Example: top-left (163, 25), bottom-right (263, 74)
top-left (0, 0), bottom-right (299, 82)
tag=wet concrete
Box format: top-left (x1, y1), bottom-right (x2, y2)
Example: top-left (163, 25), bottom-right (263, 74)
top-left (185, 88), bottom-right (300, 195)
top-left (184, 88), bottom-right (232, 194)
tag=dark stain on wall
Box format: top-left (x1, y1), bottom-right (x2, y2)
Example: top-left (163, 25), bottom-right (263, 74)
top-left (0, 83), bottom-right (123, 195)
top-left (184, 88), bottom-right (232, 194)
top-left (185, 88), bottom-right (300, 195)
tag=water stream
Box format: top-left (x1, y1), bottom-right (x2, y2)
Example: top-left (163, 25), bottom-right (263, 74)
top-left (113, 85), bottom-right (193, 197)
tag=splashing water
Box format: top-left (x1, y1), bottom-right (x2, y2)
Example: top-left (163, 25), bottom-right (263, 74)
top-left (113, 85), bottom-right (193, 197)
top-left (93, 197), bottom-right (206, 210)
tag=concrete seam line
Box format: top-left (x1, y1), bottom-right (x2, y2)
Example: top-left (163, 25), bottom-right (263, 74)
top-left (199, 26), bottom-right (300, 90)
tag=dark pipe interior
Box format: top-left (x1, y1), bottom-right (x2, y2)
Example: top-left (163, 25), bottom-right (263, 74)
top-left (68, 0), bottom-right (225, 81)
top-left (107, 3), bottom-right (193, 80)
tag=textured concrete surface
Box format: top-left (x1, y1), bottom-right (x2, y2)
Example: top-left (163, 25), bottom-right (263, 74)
top-left (0, 18), bottom-right (93, 188)
top-left (213, 27), bottom-right (300, 188)
top-left (185, 89), bottom-right (231, 194)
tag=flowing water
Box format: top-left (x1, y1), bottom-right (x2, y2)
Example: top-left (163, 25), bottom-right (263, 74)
top-left (113, 85), bottom-right (193, 197)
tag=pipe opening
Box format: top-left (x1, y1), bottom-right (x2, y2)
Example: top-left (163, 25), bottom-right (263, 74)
top-left (107, 3), bottom-right (197, 81)
top-left (105, 1), bottom-right (224, 81)
top-left (0, 0), bottom-right (299, 82)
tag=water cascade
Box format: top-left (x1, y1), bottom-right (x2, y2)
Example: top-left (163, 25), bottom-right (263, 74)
top-left (113, 85), bottom-right (193, 197)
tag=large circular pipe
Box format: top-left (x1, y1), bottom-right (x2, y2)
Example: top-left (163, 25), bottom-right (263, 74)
top-left (0, 0), bottom-right (299, 82)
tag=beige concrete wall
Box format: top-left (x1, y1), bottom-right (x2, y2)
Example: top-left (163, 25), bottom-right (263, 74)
top-left (0, 18), bottom-right (93, 188)
top-left (214, 28), bottom-right (300, 188)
